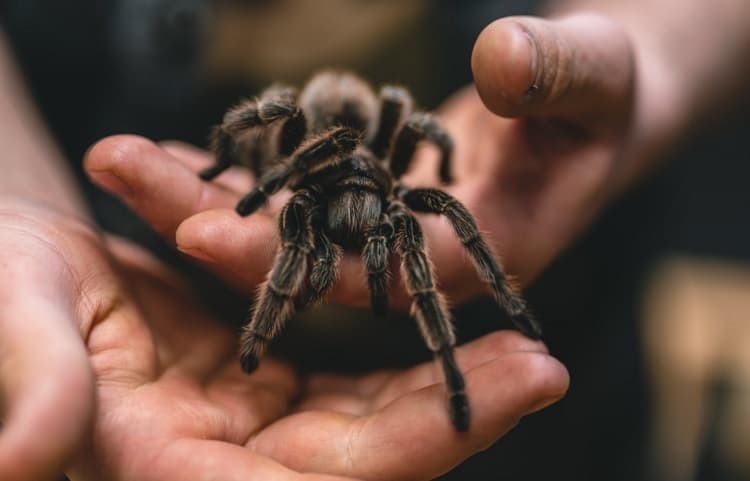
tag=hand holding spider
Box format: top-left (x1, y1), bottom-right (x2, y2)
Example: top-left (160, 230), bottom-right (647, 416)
top-left (0, 199), bottom-right (565, 481)
top-left (83, 11), bottom-right (639, 436)
top-left (86, 7), bottom-right (732, 310)
top-left (86, 12), bottom-right (642, 314)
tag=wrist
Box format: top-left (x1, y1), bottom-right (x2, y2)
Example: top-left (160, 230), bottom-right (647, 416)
top-left (0, 32), bottom-right (88, 217)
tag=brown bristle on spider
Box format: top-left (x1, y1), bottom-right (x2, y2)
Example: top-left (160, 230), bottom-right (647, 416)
top-left (199, 69), bottom-right (542, 432)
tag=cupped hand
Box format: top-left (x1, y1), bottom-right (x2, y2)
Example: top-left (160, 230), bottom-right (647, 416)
top-left (0, 200), bottom-right (94, 481)
top-left (0, 200), bottom-right (567, 481)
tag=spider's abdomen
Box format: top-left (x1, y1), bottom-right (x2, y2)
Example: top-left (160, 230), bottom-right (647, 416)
top-left (298, 70), bottom-right (377, 138)
top-left (326, 187), bottom-right (383, 248)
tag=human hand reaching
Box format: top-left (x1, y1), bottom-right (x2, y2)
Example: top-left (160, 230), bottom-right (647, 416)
top-left (0, 200), bottom-right (567, 481)
top-left (82, 13), bottom-right (654, 309)
top-left (428, 13), bottom-right (638, 292)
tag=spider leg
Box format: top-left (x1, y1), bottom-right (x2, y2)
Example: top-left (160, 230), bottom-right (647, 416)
top-left (235, 126), bottom-right (360, 216)
top-left (369, 86), bottom-right (413, 159)
top-left (390, 202), bottom-right (469, 431)
top-left (257, 84), bottom-right (307, 158)
top-left (202, 124), bottom-right (240, 181)
top-left (363, 213), bottom-right (394, 316)
top-left (239, 189), bottom-right (317, 373)
top-left (200, 86), bottom-right (307, 181)
top-left (296, 225), bottom-right (340, 309)
top-left (399, 187), bottom-right (542, 339)
top-left (390, 113), bottom-right (453, 184)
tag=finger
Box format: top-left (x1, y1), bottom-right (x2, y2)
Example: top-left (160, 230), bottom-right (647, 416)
top-left (355, 352), bottom-right (568, 481)
top-left (175, 209), bottom-right (279, 290)
top-left (472, 14), bottom-right (634, 126)
top-left (175, 207), bottom-right (370, 301)
top-left (112, 439), bottom-right (363, 481)
top-left (254, 347), bottom-right (568, 481)
top-left (299, 331), bottom-right (546, 413)
top-left (174, 207), bottom-right (441, 308)
top-left (84, 135), bottom-right (238, 241)
top-left (371, 330), bottom-right (548, 410)
top-left (0, 256), bottom-right (94, 481)
top-left (159, 140), bottom-right (255, 193)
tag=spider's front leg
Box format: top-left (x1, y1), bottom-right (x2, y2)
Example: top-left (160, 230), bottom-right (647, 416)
top-left (369, 86), bottom-right (412, 159)
top-left (296, 225), bottom-right (340, 309)
top-left (201, 85), bottom-right (307, 181)
top-left (238, 190), bottom-right (317, 373)
top-left (389, 202), bottom-right (469, 432)
top-left (235, 126), bottom-right (360, 216)
top-left (399, 187), bottom-right (542, 339)
top-left (362, 213), bottom-right (394, 316)
top-left (390, 113), bottom-right (453, 184)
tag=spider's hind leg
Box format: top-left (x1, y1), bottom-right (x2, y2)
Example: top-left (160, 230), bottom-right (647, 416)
top-left (390, 203), bottom-right (469, 431)
top-left (239, 189), bottom-right (317, 372)
top-left (400, 187), bottom-right (542, 339)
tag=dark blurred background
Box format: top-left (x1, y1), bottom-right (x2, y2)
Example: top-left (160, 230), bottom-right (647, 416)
top-left (1, 1), bottom-right (749, 480)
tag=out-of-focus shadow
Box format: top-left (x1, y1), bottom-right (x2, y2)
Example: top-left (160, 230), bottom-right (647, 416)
top-left (644, 257), bottom-right (750, 481)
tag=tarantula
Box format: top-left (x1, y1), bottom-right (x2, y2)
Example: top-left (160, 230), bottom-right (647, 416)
top-left (199, 70), bottom-right (541, 432)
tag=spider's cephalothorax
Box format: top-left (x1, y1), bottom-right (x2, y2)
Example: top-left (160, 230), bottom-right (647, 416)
top-left (200, 70), bottom-right (542, 432)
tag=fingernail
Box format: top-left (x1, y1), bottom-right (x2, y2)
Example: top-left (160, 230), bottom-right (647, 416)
top-left (177, 244), bottom-right (215, 263)
top-left (496, 21), bottom-right (540, 104)
top-left (514, 23), bottom-right (540, 100)
top-left (527, 395), bottom-right (560, 414)
top-left (91, 170), bottom-right (134, 198)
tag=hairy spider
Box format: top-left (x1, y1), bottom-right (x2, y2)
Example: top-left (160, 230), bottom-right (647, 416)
top-left (199, 70), bottom-right (542, 432)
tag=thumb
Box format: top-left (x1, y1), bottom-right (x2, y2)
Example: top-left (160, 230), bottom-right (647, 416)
top-left (471, 14), bottom-right (634, 126)
top-left (0, 239), bottom-right (94, 480)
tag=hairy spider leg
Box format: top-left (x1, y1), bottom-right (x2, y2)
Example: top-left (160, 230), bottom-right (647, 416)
top-left (239, 190), bottom-right (317, 373)
top-left (235, 126), bottom-right (360, 216)
top-left (369, 86), bottom-right (413, 159)
top-left (201, 86), bottom-right (308, 181)
top-left (362, 213), bottom-right (394, 316)
top-left (251, 85), bottom-right (307, 176)
top-left (399, 187), bottom-right (542, 339)
top-left (296, 222), bottom-right (340, 309)
top-left (390, 202), bottom-right (470, 432)
top-left (390, 112), bottom-right (454, 184)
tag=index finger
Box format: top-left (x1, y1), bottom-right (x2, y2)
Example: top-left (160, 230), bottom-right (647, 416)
top-left (84, 135), bottom-right (241, 241)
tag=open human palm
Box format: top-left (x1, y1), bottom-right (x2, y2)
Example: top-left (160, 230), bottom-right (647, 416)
top-left (76, 236), bottom-right (566, 481)
top-left (0, 201), bottom-right (566, 481)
